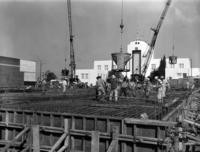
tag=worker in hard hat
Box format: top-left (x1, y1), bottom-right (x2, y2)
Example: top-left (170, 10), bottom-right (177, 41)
top-left (109, 75), bottom-right (119, 102)
top-left (128, 76), bottom-right (136, 97)
top-left (96, 76), bottom-right (106, 101)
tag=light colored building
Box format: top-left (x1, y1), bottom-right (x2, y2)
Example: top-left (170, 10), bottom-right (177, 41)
top-left (192, 68), bottom-right (200, 78)
top-left (20, 60), bottom-right (36, 82)
top-left (76, 60), bottom-right (112, 86)
top-left (76, 40), bottom-right (199, 85)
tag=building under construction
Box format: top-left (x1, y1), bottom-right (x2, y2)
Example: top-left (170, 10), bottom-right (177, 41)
top-left (0, 0), bottom-right (200, 152)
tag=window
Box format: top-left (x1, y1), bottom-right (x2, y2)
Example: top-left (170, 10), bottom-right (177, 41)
top-left (177, 73), bottom-right (182, 77)
top-left (170, 64), bottom-right (175, 68)
top-left (97, 65), bottom-right (101, 70)
top-left (81, 73), bottom-right (84, 79)
top-left (104, 65), bottom-right (109, 71)
top-left (151, 64), bottom-right (156, 70)
top-left (85, 73), bottom-right (88, 79)
top-left (179, 63), bottom-right (184, 68)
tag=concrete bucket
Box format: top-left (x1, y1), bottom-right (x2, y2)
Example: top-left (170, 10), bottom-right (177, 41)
top-left (111, 52), bottom-right (131, 72)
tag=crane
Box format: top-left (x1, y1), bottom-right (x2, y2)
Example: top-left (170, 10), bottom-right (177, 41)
top-left (67, 0), bottom-right (76, 80)
top-left (141, 0), bottom-right (172, 76)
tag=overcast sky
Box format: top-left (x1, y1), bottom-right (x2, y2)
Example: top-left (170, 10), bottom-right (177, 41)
top-left (0, 0), bottom-right (199, 76)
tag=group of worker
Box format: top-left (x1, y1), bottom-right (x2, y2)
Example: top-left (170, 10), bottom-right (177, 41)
top-left (95, 74), bottom-right (170, 103)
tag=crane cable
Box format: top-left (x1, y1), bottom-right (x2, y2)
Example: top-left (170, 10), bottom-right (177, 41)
top-left (120, 0), bottom-right (124, 52)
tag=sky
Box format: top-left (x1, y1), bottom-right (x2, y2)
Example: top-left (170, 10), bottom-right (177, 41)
top-left (0, 0), bottom-right (199, 77)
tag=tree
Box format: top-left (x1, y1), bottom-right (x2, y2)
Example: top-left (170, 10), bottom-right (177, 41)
top-left (150, 55), bottom-right (166, 80)
top-left (45, 70), bottom-right (57, 82)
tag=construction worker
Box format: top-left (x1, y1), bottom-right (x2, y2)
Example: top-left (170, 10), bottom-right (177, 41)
top-left (161, 76), bottom-right (167, 98)
top-left (62, 78), bottom-right (67, 93)
top-left (121, 77), bottom-right (129, 97)
top-left (144, 77), bottom-right (151, 98)
top-left (157, 79), bottom-right (163, 103)
top-left (109, 75), bottom-right (119, 102)
top-left (96, 76), bottom-right (106, 101)
top-left (128, 75), bottom-right (136, 97)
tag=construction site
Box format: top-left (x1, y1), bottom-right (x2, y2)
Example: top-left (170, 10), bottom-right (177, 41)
top-left (0, 0), bottom-right (200, 152)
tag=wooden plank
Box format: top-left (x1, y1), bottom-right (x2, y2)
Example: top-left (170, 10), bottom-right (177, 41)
top-left (91, 131), bottom-right (99, 152)
top-left (49, 133), bottom-right (67, 152)
top-left (125, 118), bottom-right (176, 127)
top-left (32, 125), bottom-right (40, 152)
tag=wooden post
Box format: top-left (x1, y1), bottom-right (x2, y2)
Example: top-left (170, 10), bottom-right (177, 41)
top-left (32, 125), bottom-right (40, 152)
top-left (91, 131), bottom-right (99, 152)
top-left (64, 119), bottom-right (70, 147)
top-left (71, 116), bottom-right (75, 150)
top-left (5, 111), bottom-right (9, 140)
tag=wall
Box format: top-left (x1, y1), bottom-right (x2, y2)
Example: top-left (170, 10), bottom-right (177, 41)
top-left (0, 56), bottom-right (24, 88)
top-left (20, 60), bottom-right (36, 82)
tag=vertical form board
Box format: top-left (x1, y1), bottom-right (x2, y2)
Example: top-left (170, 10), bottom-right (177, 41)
top-left (97, 119), bottom-right (107, 132)
top-left (15, 112), bottom-right (23, 124)
top-left (136, 125), bottom-right (156, 138)
top-left (24, 112), bottom-right (33, 125)
top-left (99, 139), bottom-right (107, 152)
top-left (86, 118), bottom-right (95, 131)
top-left (42, 114), bottom-right (51, 126)
top-left (40, 113), bottom-right (51, 146)
top-left (91, 131), bottom-right (99, 152)
top-left (109, 120), bottom-right (121, 134)
top-left (32, 125), bottom-right (40, 152)
top-left (53, 115), bottom-right (62, 127)
top-left (5, 111), bottom-right (9, 140)
top-left (75, 117), bottom-right (83, 130)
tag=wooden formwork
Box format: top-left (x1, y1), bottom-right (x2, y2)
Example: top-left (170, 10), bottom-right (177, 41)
top-left (0, 108), bottom-right (179, 152)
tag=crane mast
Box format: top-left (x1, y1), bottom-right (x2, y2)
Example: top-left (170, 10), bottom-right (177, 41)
top-left (142, 0), bottom-right (171, 76)
top-left (67, 0), bottom-right (76, 79)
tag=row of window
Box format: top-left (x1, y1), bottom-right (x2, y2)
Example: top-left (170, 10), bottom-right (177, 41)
top-left (98, 73), bottom-right (107, 79)
top-left (151, 63), bottom-right (185, 70)
top-left (81, 73), bottom-right (88, 79)
top-left (97, 65), bottom-right (109, 71)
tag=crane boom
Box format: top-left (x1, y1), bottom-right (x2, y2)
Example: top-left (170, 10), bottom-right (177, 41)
top-left (67, 0), bottom-right (76, 79)
top-left (142, 0), bottom-right (171, 76)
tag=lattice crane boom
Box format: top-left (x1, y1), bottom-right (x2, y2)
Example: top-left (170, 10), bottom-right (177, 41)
top-left (142, 0), bottom-right (172, 76)
top-left (67, 0), bottom-right (76, 79)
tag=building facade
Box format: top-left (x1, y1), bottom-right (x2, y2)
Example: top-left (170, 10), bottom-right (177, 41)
top-left (0, 56), bottom-right (36, 88)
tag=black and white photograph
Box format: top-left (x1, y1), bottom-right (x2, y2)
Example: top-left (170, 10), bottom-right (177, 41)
top-left (0, 0), bottom-right (200, 151)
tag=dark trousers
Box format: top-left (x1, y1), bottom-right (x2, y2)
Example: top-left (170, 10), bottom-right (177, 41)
top-left (121, 88), bottom-right (127, 96)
